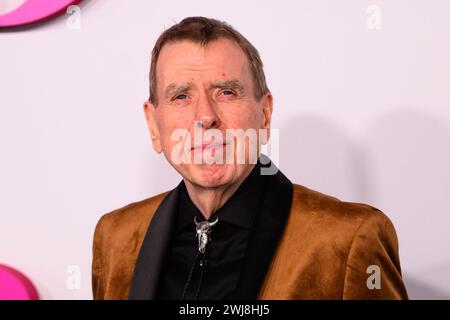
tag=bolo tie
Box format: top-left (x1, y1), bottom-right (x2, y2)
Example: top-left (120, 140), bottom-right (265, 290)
top-left (181, 216), bottom-right (219, 300)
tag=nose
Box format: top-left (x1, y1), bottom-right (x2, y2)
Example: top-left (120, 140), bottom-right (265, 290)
top-left (194, 94), bottom-right (220, 129)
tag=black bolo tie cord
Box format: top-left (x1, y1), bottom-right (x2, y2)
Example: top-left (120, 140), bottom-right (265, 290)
top-left (181, 248), bottom-right (207, 300)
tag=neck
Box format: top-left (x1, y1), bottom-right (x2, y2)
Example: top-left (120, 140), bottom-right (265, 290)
top-left (184, 165), bottom-right (255, 220)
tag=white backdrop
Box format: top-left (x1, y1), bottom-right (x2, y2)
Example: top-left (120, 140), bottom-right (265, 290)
top-left (1, 0), bottom-right (449, 299)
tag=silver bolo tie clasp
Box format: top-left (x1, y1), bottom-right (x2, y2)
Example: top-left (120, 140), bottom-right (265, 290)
top-left (194, 216), bottom-right (219, 253)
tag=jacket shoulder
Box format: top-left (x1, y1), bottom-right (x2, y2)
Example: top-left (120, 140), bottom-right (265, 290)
top-left (91, 191), bottom-right (170, 300)
top-left (94, 191), bottom-right (170, 245)
top-left (98, 190), bottom-right (170, 227)
top-left (291, 183), bottom-right (390, 223)
top-left (262, 184), bottom-right (406, 299)
top-left (289, 184), bottom-right (395, 243)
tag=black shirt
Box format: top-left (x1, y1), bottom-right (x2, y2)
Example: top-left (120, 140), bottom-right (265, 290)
top-left (156, 161), bottom-right (266, 300)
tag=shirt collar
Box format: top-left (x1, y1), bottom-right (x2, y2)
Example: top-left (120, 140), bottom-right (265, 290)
top-left (176, 159), bottom-right (266, 232)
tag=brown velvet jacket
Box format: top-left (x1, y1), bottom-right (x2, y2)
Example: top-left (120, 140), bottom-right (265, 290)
top-left (92, 164), bottom-right (408, 300)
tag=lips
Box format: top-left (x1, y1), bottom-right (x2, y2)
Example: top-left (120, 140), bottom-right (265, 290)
top-left (192, 142), bottom-right (227, 151)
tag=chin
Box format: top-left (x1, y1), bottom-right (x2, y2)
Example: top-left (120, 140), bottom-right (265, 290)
top-left (185, 163), bottom-right (236, 188)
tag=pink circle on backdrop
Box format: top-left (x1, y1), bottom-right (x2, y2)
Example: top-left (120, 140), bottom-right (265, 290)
top-left (0, 0), bottom-right (81, 27)
top-left (0, 264), bottom-right (39, 300)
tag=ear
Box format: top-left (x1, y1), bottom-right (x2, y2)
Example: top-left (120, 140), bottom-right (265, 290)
top-left (143, 101), bottom-right (162, 153)
top-left (261, 92), bottom-right (273, 144)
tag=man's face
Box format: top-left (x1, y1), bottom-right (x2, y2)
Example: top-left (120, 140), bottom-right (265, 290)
top-left (144, 38), bottom-right (272, 188)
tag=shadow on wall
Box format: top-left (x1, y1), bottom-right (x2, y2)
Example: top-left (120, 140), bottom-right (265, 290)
top-left (278, 114), bottom-right (375, 204)
top-left (403, 259), bottom-right (450, 299)
top-left (278, 108), bottom-right (450, 300)
top-left (365, 109), bottom-right (450, 300)
top-left (403, 274), bottom-right (450, 300)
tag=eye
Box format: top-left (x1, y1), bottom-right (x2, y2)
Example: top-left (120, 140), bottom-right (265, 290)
top-left (221, 90), bottom-right (235, 96)
top-left (174, 94), bottom-right (188, 100)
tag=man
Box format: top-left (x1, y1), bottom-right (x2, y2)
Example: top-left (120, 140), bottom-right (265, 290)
top-left (92, 16), bottom-right (408, 300)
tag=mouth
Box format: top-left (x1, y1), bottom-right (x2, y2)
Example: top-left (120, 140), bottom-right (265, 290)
top-left (191, 142), bottom-right (228, 152)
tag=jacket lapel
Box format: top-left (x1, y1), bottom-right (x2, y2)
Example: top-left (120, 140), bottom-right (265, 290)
top-left (232, 159), bottom-right (294, 299)
top-left (128, 181), bottom-right (182, 300)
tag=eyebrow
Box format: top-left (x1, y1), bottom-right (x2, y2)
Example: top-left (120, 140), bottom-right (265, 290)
top-left (164, 82), bottom-right (194, 100)
top-left (163, 79), bottom-right (245, 100)
top-left (209, 79), bottom-right (245, 93)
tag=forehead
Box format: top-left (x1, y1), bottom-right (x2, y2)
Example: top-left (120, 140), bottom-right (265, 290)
top-left (156, 38), bottom-right (251, 84)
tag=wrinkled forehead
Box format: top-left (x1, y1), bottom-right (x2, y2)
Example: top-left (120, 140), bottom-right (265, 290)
top-left (156, 38), bottom-right (252, 87)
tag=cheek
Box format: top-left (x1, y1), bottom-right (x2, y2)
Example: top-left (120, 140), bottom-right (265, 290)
top-left (222, 103), bottom-right (262, 129)
top-left (157, 110), bottom-right (192, 148)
